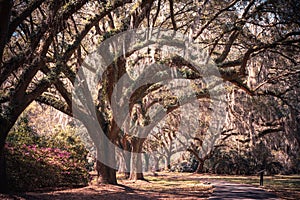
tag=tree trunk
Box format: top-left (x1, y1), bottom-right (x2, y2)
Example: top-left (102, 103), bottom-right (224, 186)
top-left (0, 116), bottom-right (17, 193)
top-left (117, 151), bottom-right (131, 179)
top-left (195, 161), bottom-right (204, 173)
top-left (0, 122), bottom-right (8, 193)
top-left (165, 155), bottom-right (171, 170)
top-left (122, 136), bottom-right (131, 178)
top-left (153, 155), bottom-right (161, 172)
top-left (129, 138), bottom-right (146, 180)
top-left (124, 151), bottom-right (131, 179)
top-left (96, 160), bottom-right (117, 184)
top-left (95, 134), bottom-right (117, 184)
top-left (143, 153), bottom-right (149, 172)
top-left (0, 148), bottom-right (8, 193)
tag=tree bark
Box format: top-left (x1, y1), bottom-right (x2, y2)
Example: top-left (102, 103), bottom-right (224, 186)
top-left (165, 155), bottom-right (171, 170)
top-left (95, 135), bottom-right (117, 184)
top-left (0, 147), bottom-right (8, 193)
top-left (143, 153), bottom-right (149, 172)
top-left (94, 126), bottom-right (118, 185)
top-left (195, 161), bottom-right (204, 173)
top-left (129, 138), bottom-right (146, 180)
top-left (124, 152), bottom-right (131, 179)
top-left (96, 160), bottom-right (117, 184)
top-left (152, 155), bottom-right (161, 172)
top-left (117, 151), bottom-right (131, 179)
top-left (0, 0), bottom-right (16, 188)
top-left (0, 117), bottom-right (9, 193)
top-left (0, 0), bottom-right (12, 60)
top-left (0, 115), bottom-right (19, 193)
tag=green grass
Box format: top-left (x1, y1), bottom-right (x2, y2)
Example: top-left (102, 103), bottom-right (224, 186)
top-left (117, 172), bottom-right (213, 192)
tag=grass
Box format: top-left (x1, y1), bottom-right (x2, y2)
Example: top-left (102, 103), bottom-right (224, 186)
top-left (118, 172), bottom-right (213, 192)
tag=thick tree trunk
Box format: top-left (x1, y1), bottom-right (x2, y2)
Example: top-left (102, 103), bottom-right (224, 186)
top-left (195, 161), bottom-right (204, 173)
top-left (0, 124), bottom-right (8, 193)
top-left (117, 151), bottom-right (131, 179)
top-left (117, 153), bottom-right (125, 173)
top-left (124, 151), bottom-right (131, 179)
top-left (122, 137), bottom-right (131, 178)
top-left (129, 138), bottom-right (146, 180)
top-left (0, 148), bottom-right (8, 193)
top-left (0, 116), bottom-right (17, 193)
top-left (95, 132), bottom-right (117, 185)
top-left (130, 153), bottom-right (144, 180)
top-left (129, 164), bottom-right (144, 180)
top-left (96, 160), bottom-right (117, 184)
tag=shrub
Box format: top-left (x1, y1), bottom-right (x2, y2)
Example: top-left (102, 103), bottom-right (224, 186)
top-left (5, 117), bottom-right (90, 192)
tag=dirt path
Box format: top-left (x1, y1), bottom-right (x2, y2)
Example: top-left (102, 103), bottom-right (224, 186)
top-left (209, 180), bottom-right (280, 200)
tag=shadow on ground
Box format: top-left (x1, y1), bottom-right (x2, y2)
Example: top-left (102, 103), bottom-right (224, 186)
top-left (1, 183), bottom-right (211, 200)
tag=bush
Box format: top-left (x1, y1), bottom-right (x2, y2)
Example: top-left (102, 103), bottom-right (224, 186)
top-left (5, 117), bottom-right (90, 192)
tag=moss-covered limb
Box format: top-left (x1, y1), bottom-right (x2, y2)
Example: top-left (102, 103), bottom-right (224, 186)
top-left (36, 94), bottom-right (71, 116)
top-left (40, 65), bottom-right (72, 108)
top-left (13, 57), bottom-right (47, 103)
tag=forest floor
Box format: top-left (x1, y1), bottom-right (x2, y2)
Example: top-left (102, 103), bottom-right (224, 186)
top-left (0, 172), bottom-right (299, 200)
top-left (0, 172), bottom-right (213, 200)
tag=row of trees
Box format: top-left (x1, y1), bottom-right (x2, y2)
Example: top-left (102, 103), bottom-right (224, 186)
top-left (1, 0), bottom-right (299, 192)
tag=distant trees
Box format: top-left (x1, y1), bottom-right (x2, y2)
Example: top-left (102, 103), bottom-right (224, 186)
top-left (145, 111), bottom-right (185, 170)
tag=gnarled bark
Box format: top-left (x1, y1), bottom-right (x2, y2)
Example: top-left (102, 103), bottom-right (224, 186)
top-left (96, 160), bottom-right (117, 184)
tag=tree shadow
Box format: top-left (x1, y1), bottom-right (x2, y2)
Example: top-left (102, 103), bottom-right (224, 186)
top-left (12, 183), bottom-right (211, 200)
